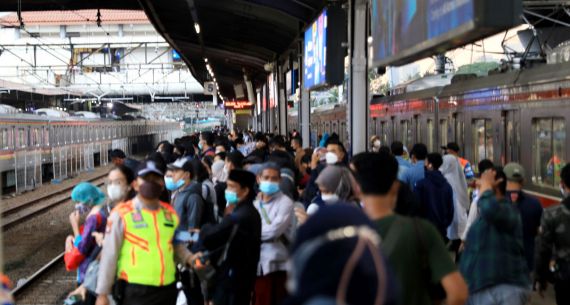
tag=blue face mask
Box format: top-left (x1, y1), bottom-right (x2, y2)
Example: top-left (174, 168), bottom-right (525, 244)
top-left (259, 181), bottom-right (280, 195)
top-left (198, 143), bottom-right (204, 151)
top-left (225, 190), bottom-right (239, 205)
top-left (165, 177), bottom-right (185, 191)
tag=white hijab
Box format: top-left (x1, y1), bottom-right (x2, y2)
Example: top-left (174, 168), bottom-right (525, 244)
top-left (211, 160), bottom-right (227, 184)
top-left (440, 155), bottom-right (469, 239)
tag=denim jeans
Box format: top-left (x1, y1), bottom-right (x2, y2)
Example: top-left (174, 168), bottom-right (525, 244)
top-left (468, 284), bottom-right (530, 305)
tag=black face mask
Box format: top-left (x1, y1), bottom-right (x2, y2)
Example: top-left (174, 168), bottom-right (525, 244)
top-left (138, 181), bottom-right (163, 200)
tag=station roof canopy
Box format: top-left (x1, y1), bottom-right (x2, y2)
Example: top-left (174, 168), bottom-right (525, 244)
top-left (0, 0), bottom-right (328, 100)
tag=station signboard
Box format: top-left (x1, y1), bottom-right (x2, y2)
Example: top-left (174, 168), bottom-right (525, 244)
top-left (303, 7), bottom-right (346, 90)
top-left (371, 0), bottom-right (521, 68)
top-left (224, 100), bottom-right (253, 110)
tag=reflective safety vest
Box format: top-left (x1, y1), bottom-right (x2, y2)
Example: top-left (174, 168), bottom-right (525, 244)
top-left (116, 200), bottom-right (179, 287)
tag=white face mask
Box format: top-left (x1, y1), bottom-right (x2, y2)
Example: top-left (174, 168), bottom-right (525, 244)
top-left (107, 184), bottom-right (127, 202)
top-left (325, 152), bottom-right (339, 165)
top-left (321, 193), bottom-right (339, 203)
top-left (373, 140), bottom-right (381, 148)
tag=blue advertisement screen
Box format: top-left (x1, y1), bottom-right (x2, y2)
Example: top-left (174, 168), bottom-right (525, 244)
top-left (372, 0), bottom-right (473, 65)
top-left (303, 10), bottom-right (327, 89)
top-left (172, 49), bottom-right (181, 61)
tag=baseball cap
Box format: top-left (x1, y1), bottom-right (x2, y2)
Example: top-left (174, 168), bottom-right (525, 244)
top-left (441, 142), bottom-right (460, 152)
top-left (167, 157), bottom-right (193, 172)
top-left (136, 160), bottom-right (164, 177)
top-left (504, 162), bottom-right (525, 183)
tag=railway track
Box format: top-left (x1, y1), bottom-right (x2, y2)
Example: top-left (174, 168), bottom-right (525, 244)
top-left (2, 172), bottom-right (107, 300)
top-left (12, 252), bottom-right (66, 298)
top-left (1, 174), bottom-right (107, 230)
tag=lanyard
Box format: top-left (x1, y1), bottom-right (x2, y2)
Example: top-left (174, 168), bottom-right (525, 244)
top-left (259, 201), bottom-right (272, 225)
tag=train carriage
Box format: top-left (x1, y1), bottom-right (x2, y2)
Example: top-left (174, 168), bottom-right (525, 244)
top-left (287, 61), bottom-right (570, 207)
top-left (0, 115), bottom-right (182, 195)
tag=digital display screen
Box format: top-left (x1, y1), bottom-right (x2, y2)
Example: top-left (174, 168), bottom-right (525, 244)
top-left (372, 0), bottom-right (473, 65)
top-left (303, 10), bottom-right (327, 89)
top-left (370, 0), bottom-right (519, 68)
top-left (172, 49), bottom-right (181, 61)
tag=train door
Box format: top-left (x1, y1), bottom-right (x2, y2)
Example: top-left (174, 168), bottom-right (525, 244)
top-left (501, 110), bottom-right (520, 164)
top-left (466, 111), bottom-right (500, 166)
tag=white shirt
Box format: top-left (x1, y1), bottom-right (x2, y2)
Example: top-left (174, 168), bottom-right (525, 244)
top-left (254, 192), bottom-right (294, 276)
top-left (462, 190), bottom-right (481, 241)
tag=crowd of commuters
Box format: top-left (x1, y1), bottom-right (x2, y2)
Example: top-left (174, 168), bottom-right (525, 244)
top-left (56, 127), bottom-right (570, 305)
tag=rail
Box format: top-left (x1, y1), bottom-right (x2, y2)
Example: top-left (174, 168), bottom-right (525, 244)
top-left (1, 174), bottom-right (107, 230)
top-left (10, 252), bottom-right (65, 296)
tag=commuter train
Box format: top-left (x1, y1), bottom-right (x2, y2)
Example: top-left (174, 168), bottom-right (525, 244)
top-left (0, 115), bottom-right (182, 194)
top-left (288, 61), bottom-right (570, 207)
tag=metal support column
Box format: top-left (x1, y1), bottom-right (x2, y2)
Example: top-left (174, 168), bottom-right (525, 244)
top-left (349, 0), bottom-right (369, 154)
top-left (244, 74), bottom-right (257, 132)
top-left (300, 89), bottom-right (310, 148)
top-left (278, 66), bottom-right (287, 135)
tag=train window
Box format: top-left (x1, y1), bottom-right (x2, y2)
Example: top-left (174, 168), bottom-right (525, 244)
top-left (439, 119), bottom-right (448, 147)
top-left (414, 115), bottom-right (421, 144)
top-left (427, 119), bottom-right (434, 151)
top-left (31, 128), bottom-right (40, 147)
top-left (453, 113), bottom-right (464, 151)
top-left (16, 128), bottom-right (26, 148)
top-left (473, 119), bottom-right (494, 164)
top-left (531, 118), bottom-right (566, 188)
top-left (400, 120), bottom-right (412, 150)
top-left (43, 127), bottom-right (49, 146)
top-left (380, 121), bottom-right (387, 144)
top-left (1, 129), bottom-right (10, 149)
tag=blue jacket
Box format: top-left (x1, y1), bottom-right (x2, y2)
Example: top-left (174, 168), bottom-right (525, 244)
top-left (402, 160), bottom-right (425, 191)
top-left (414, 170), bottom-right (454, 238)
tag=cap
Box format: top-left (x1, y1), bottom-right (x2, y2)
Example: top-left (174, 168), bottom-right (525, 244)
top-left (167, 157), bottom-right (193, 172)
top-left (442, 142), bottom-right (460, 152)
top-left (504, 162), bottom-right (525, 183)
top-left (136, 160), bottom-right (164, 177)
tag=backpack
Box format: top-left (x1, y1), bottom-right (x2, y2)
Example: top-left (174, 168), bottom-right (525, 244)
top-left (199, 182), bottom-right (217, 226)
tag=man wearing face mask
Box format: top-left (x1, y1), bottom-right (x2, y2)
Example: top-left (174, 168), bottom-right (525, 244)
top-left (302, 137), bottom-right (347, 206)
top-left (214, 151), bottom-right (244, 218)
top-left (195, 169), bottom-right (261, 305)
top-left (96, 160), bottom-right (194, 305)
top-left (535, 164), bottom-right (570, 304)
top-left (165, 158), bottom-right (205, 231)
top-left (503, 163), bottom-right (542, 272)
top-left (253, 162), bottom-right (294, 305)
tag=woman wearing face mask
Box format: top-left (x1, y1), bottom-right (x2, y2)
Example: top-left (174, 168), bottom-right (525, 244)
top-left (64, 182), bottom-right (107, 285)
top-left (106, 165), bottom-right (135, 206)
top-left (370, 135), bottom-right (382, 153)
top-left (305, 165), bottom-right (359, 216)
top-left (64, 166), bottom-right (135, 304)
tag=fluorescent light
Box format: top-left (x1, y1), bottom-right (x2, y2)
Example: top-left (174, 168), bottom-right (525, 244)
top-left (194, 23), bottom-right (200, 34)
top-left (107, 103), bottom-right (113, 109)
top-left (204, 58), bottom-right (208, 63)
